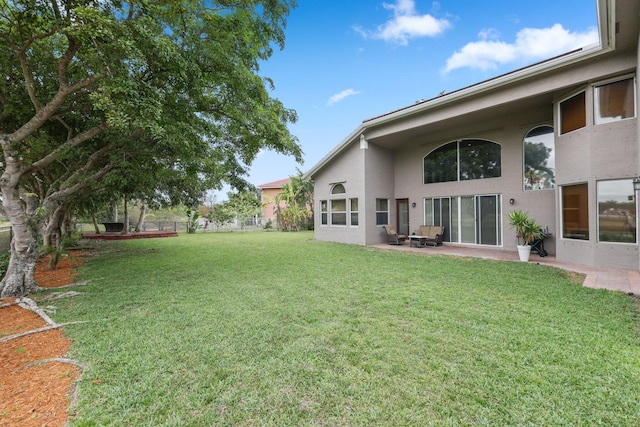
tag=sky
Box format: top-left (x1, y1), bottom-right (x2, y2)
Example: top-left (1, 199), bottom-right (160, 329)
top-left (216, 0), bottom-right (599, 200)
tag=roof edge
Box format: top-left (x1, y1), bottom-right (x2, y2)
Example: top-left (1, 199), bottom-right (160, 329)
top-left (305, 0), bottom-right (613, 180)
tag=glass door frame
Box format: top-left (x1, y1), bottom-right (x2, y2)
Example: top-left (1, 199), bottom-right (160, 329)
top-left (396, 198), bottom-right (409, 237)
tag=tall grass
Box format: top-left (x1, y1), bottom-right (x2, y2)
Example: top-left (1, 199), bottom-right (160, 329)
top-left (49, 232), bottom-right (640, 426)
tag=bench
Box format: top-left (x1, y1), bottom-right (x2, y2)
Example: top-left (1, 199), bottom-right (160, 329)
top-left (102, 222), bottom-right (125, 233)
top-left (414, 225), bottom-right (444, 246)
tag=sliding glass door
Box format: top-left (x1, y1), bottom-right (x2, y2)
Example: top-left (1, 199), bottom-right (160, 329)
top-left (476, 195), bottom-right (501, 245)
top-left (425, 194), bottom-right (501, 246)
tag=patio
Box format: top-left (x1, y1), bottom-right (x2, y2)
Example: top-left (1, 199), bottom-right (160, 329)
top-left (372, 242), bottom-right (640, 295)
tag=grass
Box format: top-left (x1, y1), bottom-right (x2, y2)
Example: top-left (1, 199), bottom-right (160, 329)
top-left (46, 231), bottom-right (640, 426)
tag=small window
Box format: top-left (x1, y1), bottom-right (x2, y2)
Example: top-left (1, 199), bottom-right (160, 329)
top-left (331, 199), bottom-right (346, 226)
top-left (350, 198), bottom-right (359, 226)
top-left (320, 200), bottom-right (327, 225)
top-left (597, 179), bottom-right (636, 243)
top-left (594, 77), bottom-right (635, 125)
top-left (376, 198), bottom-right (388, 225)
top-left (524, 125), bottom-right (555, 190)
top-left (331, 183), bottom-right (346, 194)
top-left (559, 92), bottom-right (586, 134)
top-left (562, 183), bottom-right (589, 240)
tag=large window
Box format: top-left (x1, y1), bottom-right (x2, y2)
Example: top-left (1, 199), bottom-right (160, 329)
top-left (423, 142), bottom-right (458, 183)
top-left (594, 77), bottom-right (636, 125)
top-left (350, 198), bottom-right (359, 226)
top-left (559, 91), bottom-right (586, 134)
top-left (331, 199), bottom-right (346, 226)
top-left (524, 126), bottom-right (555, 190)
top-left (562, 183), bottom-right (589, 240)
top-left (424, 139), bottom-right (501, 184)
top-left (376, 198), bottom-right (389, 225)
top-left (597, 179), bottom-right (636, 243)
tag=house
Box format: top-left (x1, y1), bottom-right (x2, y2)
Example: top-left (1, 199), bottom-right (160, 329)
top-left (305, 0), bottom-right (640, 270)
top-left (257, 178), bottom-right (291, 226)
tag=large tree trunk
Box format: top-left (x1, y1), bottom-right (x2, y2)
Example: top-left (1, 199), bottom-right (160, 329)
top-left (0, 187), bottom-right (41, 298)
top-left (134, 202), bottom-right (147, 232)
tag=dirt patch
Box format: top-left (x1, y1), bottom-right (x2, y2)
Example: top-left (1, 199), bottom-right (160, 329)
top-left (0, 252), bottom-right (85, 426)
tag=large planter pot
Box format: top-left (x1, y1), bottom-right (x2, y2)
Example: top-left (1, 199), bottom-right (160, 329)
top-left (517, 244), bottom-right (531, 262)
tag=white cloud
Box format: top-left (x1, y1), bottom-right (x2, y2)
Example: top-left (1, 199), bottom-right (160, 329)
top-left (327, 89), bottom-right (360, 106)
top-left (356, 0), bottom-right (451, 45)
top-left (443, 23), bottom-right (599, 73)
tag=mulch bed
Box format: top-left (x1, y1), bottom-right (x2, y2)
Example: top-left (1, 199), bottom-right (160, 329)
top-left (0, 252), bottom-right (85, 426)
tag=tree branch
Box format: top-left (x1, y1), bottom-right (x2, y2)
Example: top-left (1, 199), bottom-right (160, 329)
top-left (57, 35), bottom-right (80, 87)
top-left (29, 122), bottom-right (109, 173)
top-left (50, 161), bottom-right (115, 203)
top-left (8, 74), bottom-right (103, 145)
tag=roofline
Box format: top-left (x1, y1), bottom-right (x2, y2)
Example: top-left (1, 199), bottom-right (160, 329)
top-left (304, 0), bottom-right (614, 180)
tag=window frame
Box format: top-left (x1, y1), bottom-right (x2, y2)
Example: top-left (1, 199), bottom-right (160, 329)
top-left (561, 183), bottom-right (589, 240)
top-left (331, 183), bottom-right (346, 195)
top-left (596, 179), bottom-right (636, 244)
top-left (320, 200), bottom-right (328, 226)
top-left (349, 198), bottom-right (359, 226)
top-left (330, 199), bottom-right (347, 226)
top-left (423, 139), bottom-right (501, 184)
top-left (593, 75), bottom-right (636, 125)
top-left (558, 90), bottom-right (586, 135)
top-left (376, 198), bottom-right (389, 226)
top-left (523, 125), bottom-right (555, 191)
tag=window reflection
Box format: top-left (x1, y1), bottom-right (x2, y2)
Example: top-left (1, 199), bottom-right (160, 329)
top-left (424, 139), bottom-right (501, 184)
top-left (524, 126), bottom-right (555, 191)
top-left (598, 179), bottom-right (636, 243)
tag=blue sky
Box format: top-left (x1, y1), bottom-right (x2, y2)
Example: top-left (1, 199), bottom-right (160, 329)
top-left (218, 0), bottom-right (599, 199)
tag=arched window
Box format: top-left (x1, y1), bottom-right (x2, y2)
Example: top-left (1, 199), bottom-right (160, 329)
top-left (331, 183), bottom-right (346, 194)
top-left (523, 126), bottom-right (555, 190)
top-left (424, 139), bottom-right (501, 184)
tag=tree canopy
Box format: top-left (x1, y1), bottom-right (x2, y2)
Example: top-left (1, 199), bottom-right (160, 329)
top-left (0, 0), bottom-right (301, 297)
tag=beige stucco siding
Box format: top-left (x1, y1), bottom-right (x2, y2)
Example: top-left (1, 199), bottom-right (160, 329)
top-left (393, 106), bottom-right (556, 253)
top-left (554, 82), bottom-right (639, 269)
top-left (363, 143), bottom-right (394, 245)
top-left (312, 142), bottom-right (367, 245)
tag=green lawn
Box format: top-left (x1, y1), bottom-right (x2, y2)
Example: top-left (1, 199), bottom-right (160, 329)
top-left (49, 231), bottom-right (640, 426)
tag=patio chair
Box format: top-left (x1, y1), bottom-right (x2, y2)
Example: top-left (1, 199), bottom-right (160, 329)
top-left (384, 224), bottom-right (407, 245)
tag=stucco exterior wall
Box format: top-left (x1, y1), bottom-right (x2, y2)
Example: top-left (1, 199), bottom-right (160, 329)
top-left (554, 74), bottom-right (639, 269)
top-left (393, 106), bottom-right (556, 253)
top-left (363, 142), bottom-right (394, 245)
top-left (312, 142), bottom-right (367, 245)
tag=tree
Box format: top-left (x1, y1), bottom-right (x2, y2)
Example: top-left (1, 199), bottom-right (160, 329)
top-left (210, 201), bottom-right (235, 231)
top-left (0, 1), bottom-right (301, 297)
top-left (268, 171), bottom-right (313, 231)
top-left (227, 191), bottom-right (261, 230)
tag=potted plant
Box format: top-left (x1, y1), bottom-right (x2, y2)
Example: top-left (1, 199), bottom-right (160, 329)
top-left (508, 209), bottom-right (544, 262)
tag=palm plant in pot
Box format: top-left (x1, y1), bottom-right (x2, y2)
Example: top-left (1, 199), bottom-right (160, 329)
top-left (508, 209), bottom-right (544, 262)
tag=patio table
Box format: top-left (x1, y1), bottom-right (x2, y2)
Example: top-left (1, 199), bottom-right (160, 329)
top-left (408, 235), bottom-right (427, 248)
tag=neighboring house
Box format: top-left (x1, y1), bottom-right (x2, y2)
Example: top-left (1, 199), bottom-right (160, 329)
top-left (257, 178), bottom-right (291, 226)
top-left (305, 0), bottom-right (640, 270)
